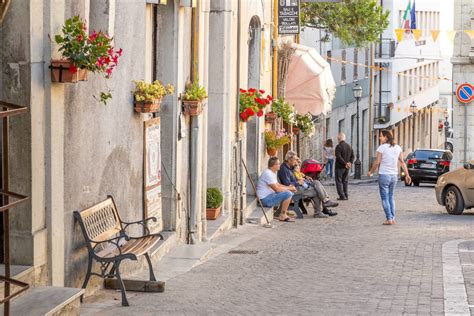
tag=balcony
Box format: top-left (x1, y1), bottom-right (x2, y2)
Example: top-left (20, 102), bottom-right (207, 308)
top-left (375, 38), bottom-right (396, 61)
top-left (374, 103), bottom-right (392, 127)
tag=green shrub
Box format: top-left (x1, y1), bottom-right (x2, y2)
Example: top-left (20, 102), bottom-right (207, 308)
top-left (206, 188), bottom-right (223, 209)
top-left (183, 79), bottom-right (207, 101)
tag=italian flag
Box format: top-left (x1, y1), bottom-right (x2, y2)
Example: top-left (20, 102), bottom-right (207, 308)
top-left (402, 0), bottom-right (411, 31)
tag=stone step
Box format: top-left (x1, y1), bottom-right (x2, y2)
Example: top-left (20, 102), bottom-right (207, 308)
top-left (0, 265), bottom-right (35, 293)
top-left (206, 210), bottom-right (233, 241)
top-left (246, 206), bottom-right (274, 226)
top-left (10, 286), bottom-right (84, 316)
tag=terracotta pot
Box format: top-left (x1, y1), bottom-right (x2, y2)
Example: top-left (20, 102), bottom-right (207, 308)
top-left (292, 127), bottom-right (300, 135)
top-left (265, 112), bottom-right (277, 124)
top-left (266, 147), bottom-right (277, 156)
top-left (50, 59), bottom-right (88, 83)
top-left (183, 100), bottom-right (204, 116)
top-left (134, 99), bottom-right (162, 113)
top-left (206, 207), bottom-right (221, 220)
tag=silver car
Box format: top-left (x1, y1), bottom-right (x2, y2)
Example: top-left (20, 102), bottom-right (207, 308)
top-left (435, 160), bottom-right (474, 214)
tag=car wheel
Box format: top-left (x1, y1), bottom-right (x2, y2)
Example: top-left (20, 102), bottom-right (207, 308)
top-left (413, 181), bottom-right (420, 187)
top-left (445, 186), bottom-right (464, 215)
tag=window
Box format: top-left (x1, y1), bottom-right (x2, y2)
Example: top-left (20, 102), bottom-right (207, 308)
top-left (353, 48), bottom-right (358, 80)
top-left (325, 117), bottom-right (331, 141)
top-left (327, 50), bottom-right (332, 67)
top-left (350, 114), bottom-right (356, 144)
top-left (341, 49), bottom-right (346, 84)
top-left (338, 119), bottom-right (345, 134)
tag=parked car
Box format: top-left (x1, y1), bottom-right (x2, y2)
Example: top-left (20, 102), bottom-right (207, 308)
top-left (435, 161), bottom-right (474, 214)
top-left (400, 149), bottom-right (453, 186)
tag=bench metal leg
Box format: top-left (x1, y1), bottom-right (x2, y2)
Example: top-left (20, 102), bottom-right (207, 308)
top-left (145, 252), bottom-right (156, 281)
top-left (114, 261), bottom-right (129, 307)
top-left (80, 256), bottom-right (93, 302)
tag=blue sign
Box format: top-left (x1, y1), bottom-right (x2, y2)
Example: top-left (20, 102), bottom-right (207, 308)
top-left (456, 83), bottom-right (474, 104)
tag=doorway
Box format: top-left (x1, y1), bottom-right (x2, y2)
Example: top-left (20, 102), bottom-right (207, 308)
top-left (246, 16), bottom-right (262, 197)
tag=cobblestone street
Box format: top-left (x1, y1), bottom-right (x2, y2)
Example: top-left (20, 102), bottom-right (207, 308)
top-left (82, 182), bottom-right (474, 315)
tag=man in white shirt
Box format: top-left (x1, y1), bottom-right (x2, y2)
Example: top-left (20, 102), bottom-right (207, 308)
top-left (256, 157), bottom-right (296, 222)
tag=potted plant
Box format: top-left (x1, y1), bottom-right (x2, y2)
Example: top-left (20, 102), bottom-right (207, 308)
top-left (295, 113), bottom-right (315, 136)
top-left (271, 98), bottom-right (296, 125)
top-left (182, 80), bottom-right (207, 116)
top-left (264, 130), bottom-right (291, 156)
top-left (206, 187), bottom-right (224, 220)
top-left (132, 80), bottom-right (174, 113)
top-left (264, 111), bottom-right (277, 124)
top-left (52, 16), bottom-right (122, 104)
top-left (239, 88), bottom-right (272, 122)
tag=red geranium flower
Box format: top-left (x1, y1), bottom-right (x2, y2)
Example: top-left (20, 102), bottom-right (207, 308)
top-left (264, 99), bottom-right (270, 105)
top-left (76, 35), bottom-right (83, 42)
top-left (69, 64), bottom-right (78, 74)
top-left (248, 88), bottom-right (256, 93)
top-left (245, 108), bottom-right (255, 116)
top-left (117, 48), bottom-right (123, 57)
top-left (240, 112), bottom-right (249, 121)
top-left (256, 98), bottom-right (265, 105)
top-left (257, 110), bottom-right (263, 117)
top-left (259, 89), bottom-right (265, 94)
top-left (267, 95), bottom-right (273, 101)
top-left (240, 88), bottom-right (247, 93)
top-left (89, 31), bottom-right (98, 42)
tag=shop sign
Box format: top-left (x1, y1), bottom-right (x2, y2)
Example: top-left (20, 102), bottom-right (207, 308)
top-left (278, 0), bottom-right (300, 35)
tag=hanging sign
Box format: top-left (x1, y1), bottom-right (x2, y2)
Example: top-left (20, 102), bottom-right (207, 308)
top-left (456, 83), bottom-right (474, 104)
top-left (278, 0), bottom-right (300, 35)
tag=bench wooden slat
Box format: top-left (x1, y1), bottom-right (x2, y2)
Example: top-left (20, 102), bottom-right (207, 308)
top-left (95, 235), bottom-right (161, 259)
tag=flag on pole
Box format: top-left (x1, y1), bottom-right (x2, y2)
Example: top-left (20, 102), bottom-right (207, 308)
top-left (402, 0), bottom-right (412, 32)
top-left (410, 0), bottom-right (416, 30)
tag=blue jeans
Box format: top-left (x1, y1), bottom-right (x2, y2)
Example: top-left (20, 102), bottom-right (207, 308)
top-left (260, 191), bottom-right (293, 208)
top-left (378, 174), bottom-right (398, 220)
top-left (325, 159), bottom-right (334, 177)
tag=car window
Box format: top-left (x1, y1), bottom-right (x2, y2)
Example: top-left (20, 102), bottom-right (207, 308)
top-left (414, 150), bottom-right (444, 160)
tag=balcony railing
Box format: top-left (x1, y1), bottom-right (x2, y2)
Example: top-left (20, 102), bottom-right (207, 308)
top-left (375, 39), bottom-right (396, 59)
top-left (374, 103), bottom-right (392, 125)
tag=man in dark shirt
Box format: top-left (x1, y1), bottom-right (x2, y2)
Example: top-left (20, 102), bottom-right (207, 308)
top-left (334, 132), bottom-right (354, 200)
top-left (278, 151), bottom-right (338, 218)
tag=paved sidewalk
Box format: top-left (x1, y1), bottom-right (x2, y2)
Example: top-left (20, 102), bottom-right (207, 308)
top-left (81, 183), bottom-right (474, 315)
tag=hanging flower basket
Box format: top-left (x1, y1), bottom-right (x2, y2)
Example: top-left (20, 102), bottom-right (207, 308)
top-left (266, 147), bottom-right (278, 156)
top-left (265, 112), bottom-right (277, 124)
top-left (50, 59), bottom-right (88, 83)
top-left (134, 99), bottom-right (162, 113)
top-left (292, 126), bottom-right (300, 135)
top-left (183, 100), bottom-right (204, 116)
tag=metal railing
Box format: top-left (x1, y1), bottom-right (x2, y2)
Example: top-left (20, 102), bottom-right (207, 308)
top-left (374, 103), bottom-right (392, 125)
top-left (375, 38), bottom-right (396, 59)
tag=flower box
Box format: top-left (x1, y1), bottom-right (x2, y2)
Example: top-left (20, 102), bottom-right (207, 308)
top-left (183, 100), bottom-right (204, 116)
top-left (266, 147), bottom-right (277, 156)
top-left (265, 112), bottom-right (277, 124)
top-left (50, 59), bottom-right (88, 83)
top-left (206, 207), bottom-right (221, 220)
top-left (134, 99), bottom-right (162, 113)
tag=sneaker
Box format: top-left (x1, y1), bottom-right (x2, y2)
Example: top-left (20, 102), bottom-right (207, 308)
top-left (323, 200), bottom-right (339, 208)
top-left (337, 197), bottom-right (348, 201)
top-left (313, 212), bottom-right (329, 218)
top-left (322, 208), bottom-right (338, 216)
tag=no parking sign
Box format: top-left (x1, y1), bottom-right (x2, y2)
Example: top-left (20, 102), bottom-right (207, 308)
top-left (456, 83), bottom-right (474, 104)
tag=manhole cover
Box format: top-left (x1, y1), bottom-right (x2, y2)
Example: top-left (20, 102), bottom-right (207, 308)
top-left (228, 250), bottom-right (259, 254)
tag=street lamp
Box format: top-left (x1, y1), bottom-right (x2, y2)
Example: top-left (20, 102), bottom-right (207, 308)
top-left (410, 101), bottom-right (417, 152)
top-left (443, 109), bottom-right (450, 151)
top-left (352, 82), bottom-right (363, 180)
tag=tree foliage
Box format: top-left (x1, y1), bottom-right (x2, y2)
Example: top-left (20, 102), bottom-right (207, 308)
top-left (300, 0), bottom-right (390, 47)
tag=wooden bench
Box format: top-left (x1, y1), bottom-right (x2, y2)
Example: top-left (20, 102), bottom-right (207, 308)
top-left (73, 196), bottom-right (163, 306)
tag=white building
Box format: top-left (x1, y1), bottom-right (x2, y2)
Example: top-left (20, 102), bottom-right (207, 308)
top-left (374, 0), bottom-right (446, 156)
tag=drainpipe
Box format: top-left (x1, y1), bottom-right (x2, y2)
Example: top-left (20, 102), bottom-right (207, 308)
top-left (272, 0), bottom-right (278, 97)
top-left (188, 5), bottom-right (200, 244)
top-left (368, 43), bottom-right (375, 167)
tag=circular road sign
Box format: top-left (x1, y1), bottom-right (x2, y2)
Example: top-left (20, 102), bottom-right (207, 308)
top-left (456, 83), bottom-right (474, 104)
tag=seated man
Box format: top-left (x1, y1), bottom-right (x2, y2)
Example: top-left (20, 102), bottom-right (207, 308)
top-left (256, 157), bottom-right (296, 222)
top-left (278, 151), bottom-right (338, 218)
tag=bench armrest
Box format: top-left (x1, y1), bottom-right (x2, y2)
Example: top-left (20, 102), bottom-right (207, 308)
top-left (122, 217), bottom-right (157, 236)
top-left (91, 234), bottom-right (129, 256)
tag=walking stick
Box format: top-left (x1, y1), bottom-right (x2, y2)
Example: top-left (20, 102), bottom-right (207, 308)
top-left (241, 159), bottom-right (273, 228)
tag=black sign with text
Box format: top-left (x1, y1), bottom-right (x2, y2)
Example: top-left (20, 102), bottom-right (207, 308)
top-left (278, 0), bottom-right (300, 35)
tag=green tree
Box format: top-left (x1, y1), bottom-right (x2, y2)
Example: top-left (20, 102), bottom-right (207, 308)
top-left (300, 0), bottom-right (390, 47)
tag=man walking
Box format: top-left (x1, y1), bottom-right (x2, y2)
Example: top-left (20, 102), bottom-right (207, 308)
top-left (278, 151), bottom-right (338, 218)
top-left (335, 133), bottom-right (354, 200)
top-left (256, 157), bottom-right (296, 222)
